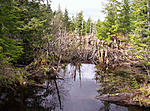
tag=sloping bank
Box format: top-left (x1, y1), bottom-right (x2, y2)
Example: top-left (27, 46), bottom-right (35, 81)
top-left (95, 64), bottom-right (150, 108)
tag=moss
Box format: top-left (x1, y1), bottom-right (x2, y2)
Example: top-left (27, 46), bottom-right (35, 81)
top-left (131, 85), bottom-right (150, 107)
top-left (132, 78), bottom-right (139, 89)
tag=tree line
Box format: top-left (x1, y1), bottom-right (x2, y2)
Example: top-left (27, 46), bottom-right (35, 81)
top-left (0, 0), bottom-right (96, 86)
top-left (0, 0), bottom-right (149, 86)
top-left (96, 0), bottom-right (149, 73)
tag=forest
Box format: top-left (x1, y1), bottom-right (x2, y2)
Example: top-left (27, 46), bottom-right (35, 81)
top-left (0, 0), bottom-right (150, 110)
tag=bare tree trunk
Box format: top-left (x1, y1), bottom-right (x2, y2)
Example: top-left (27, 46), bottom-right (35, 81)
top-left (81, 20), bottom-right (84, 37)
top-left (90, 22), bottom-right (91, 36)
top-left (100, 41), bottom-right (104, 63)
top-left (47, 34), bottom-right (50, 57)
top-left (105, 46), bottom-right (108, 65)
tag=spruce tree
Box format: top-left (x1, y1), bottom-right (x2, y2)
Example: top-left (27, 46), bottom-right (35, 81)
top-left (130, 0), bottom-right (150, 66)
top-left (0, 0), bottom-right (23, 63)
top-left (85, 18), bottom-right (92, 34)
top-left (97, 0), bottom-right (121, 43)
top-left (76, 11), bottom-right (84, 36)
top-left (119, 0), bottom-right (131, 35)
top-left (63, 9), bottom-right (70, 32)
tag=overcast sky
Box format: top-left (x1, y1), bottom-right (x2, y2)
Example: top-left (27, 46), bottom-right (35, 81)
top-left (51, 0), bottom-right (106, 21)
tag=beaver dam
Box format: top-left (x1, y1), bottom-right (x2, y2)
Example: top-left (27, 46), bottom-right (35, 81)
top-left (0, 0), bottom-right (150, 110)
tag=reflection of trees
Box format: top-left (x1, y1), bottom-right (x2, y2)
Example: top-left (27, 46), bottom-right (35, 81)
top-left (0, 63), bottom-right (125, 111)
top-left (34, 78), bottom-right (69, 111)
top-left (0, 77), bottom-right (68, 111)
top-left (72, 63), bottom-right (82, 87)
top-left (54, 79), bottom-right (62, 109)
top-left (35, 63), bottom-right (83, 110)
top-left (0, 63), bottom-right (84, 111)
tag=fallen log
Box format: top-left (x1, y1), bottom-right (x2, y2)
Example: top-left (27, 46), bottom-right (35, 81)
top-left (96, 92), bottom-right (150, 107)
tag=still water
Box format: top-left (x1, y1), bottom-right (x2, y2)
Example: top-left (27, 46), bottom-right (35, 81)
top-left (59, 64), bottom-right (128, 111)
top-left (0, 64), bottom-right (148, 111)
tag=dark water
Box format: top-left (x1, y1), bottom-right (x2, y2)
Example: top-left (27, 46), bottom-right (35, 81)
top-left (0, 64), bottom-right (149, 111)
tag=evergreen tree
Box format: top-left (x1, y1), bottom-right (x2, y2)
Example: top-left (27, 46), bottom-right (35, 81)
top-left (96, 19), bottom-right (107, 41)
top-left (17, 0), bottom-right (53, 64)
top-left (131, 0), bottom-right (150, 37)
top-left (85, 18), bottom-right (93, 34)
top-left (96, 0), bottom-right (121, 43)
top-left (69, 16), bottom-right (76, 33)
top-left (0, 0), bottom-right (23, 63)
top-left (130, 0), bottom-right (150, 66)
top-left (119, 0), bottom-right (131, 35)
top-left (63, 9), bottom-right (70, 32)
top-left (53, 6), bottom-right (64, 36)
top-left (76, 11), bottom-right (84, 35)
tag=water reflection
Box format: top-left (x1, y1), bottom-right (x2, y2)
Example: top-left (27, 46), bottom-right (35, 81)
top-left (96, 65), bottom-right (150, 111)
top-left (0, 64), bottom-right (148, 111)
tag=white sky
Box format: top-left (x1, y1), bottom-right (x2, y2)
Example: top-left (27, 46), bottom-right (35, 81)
top-left (51, 0), bottom-right (106, 21)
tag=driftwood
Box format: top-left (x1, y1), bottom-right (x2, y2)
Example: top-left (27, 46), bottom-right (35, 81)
top-left (96, 92), bottom-right (150, 107)
top-left (29, 82), bottom-right (45, 88)
top-left (96, 93), bottom-right (131, 104)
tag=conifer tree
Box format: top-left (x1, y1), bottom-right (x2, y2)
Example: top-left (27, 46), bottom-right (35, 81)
top-left (130, 0), bottom-right (150, 66)
top-left (119, 0), bottom-right (131, 35)
top-left (0, 0), bottom-right (23, 63)
top-left (85, 18), bottom-right (92, 34)
top-left (69, 16), bottom-right (76, 33)
top-left (63, 9), bottom-right (70, 32)
top-left (76, 11), bottom-right (84, 36)
top-left (96, 0), bottom-right (121, 43)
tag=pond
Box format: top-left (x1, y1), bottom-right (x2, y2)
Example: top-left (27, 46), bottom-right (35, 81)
top-left (0, 64), bottom-right (149, 111)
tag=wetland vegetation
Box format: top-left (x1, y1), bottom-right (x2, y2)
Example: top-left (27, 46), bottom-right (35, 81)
top-left (0, 0), bottom-right (149, 110)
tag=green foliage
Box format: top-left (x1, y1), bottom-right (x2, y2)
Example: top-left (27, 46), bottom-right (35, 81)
top-left (0, 38), bottom-right (23, 63)
top-left (132, 86), bottom-right (150, 107)
top-left (96, 0), bottom-right (131, 43)
top-left (0, 0), bottom-right (53, 86)
top-left (85, 18), bottom-right (93, 34)
top-left (132, 78), bottom-right (139, 89)
top-left (76, 11), bottom-right (85, 35)
top-left (96, 20), bottom-right (110, 41)
top-left (0, 74), bottom-right (15, 86)
top-left (17, 0), bottom-right (53, 64)
top-left (119, 0), bottom-right (131, 34)
top-left (96, 0), bottom-right (149, 69)
top-left (130, 0), bottom-right (150, 66)
top-left (63, 9), bottom-right (70, 32)
top-left (69, 16), bottom-right (76, 33)
top-left (0, 0), bottom-right (23, 63)
top-left (96, 0), bottom-right (121, 43)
